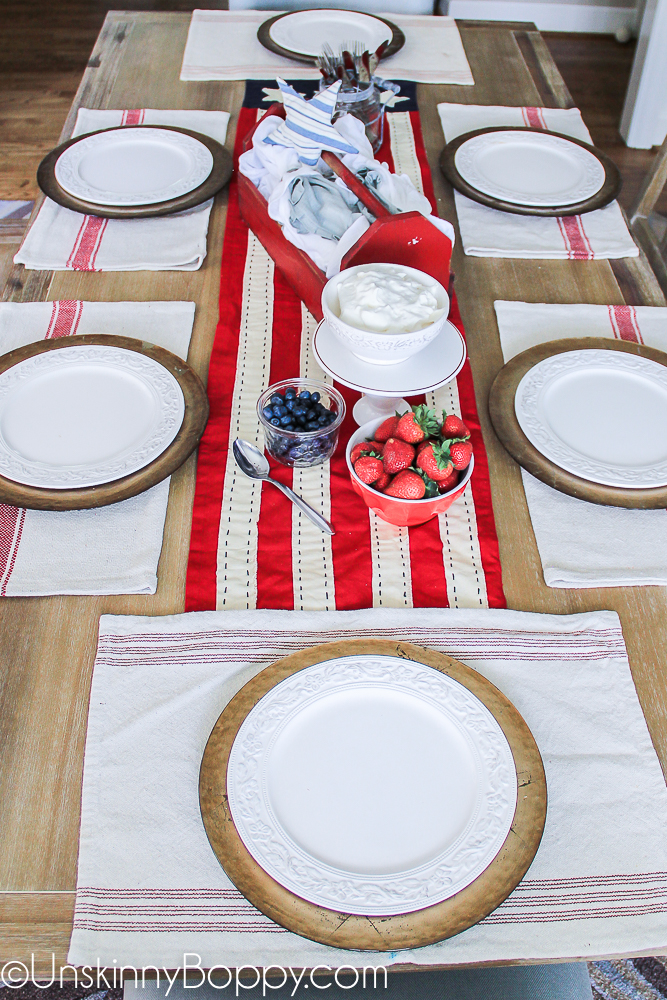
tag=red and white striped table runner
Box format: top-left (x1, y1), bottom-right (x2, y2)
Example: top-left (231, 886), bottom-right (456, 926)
top-left (185, 109), bottom-right (505, 613)
top-left (494, 300), bottom-right (667, 588)
top-left (0, 300), bottom-right (194, 595)
top-left (437, 103), bottom-right (638, 261)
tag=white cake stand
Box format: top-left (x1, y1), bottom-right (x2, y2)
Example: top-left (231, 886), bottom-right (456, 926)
top-left (313, 319), bottom-right (467, 425)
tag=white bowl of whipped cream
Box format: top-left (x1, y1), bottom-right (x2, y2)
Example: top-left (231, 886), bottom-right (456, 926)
top-left (321, 263), bottom-right (450, 366)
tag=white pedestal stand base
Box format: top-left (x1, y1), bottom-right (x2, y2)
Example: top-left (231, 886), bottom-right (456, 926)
top-left (352, 394), bottom-right (410, 426)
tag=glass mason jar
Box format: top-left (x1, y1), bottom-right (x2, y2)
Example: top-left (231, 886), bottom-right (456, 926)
top-left (324, 81), bottom-right (385, 154)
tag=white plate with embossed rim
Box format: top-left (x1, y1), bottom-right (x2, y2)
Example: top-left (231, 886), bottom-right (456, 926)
top-left (313, 318), bottom-right (466, 397)
top-left (261, 9), bottom-right (401, 62)
top-left (0, 345), bottom-right (185, 489)
top-left (54, 127), bottom-right (214, 207)
top-left (454, 130), bottom-right (606, 208)
top-left (515, 349), bottom-right (667, 489)
top-left (226, 653), bottom-right (517, 916)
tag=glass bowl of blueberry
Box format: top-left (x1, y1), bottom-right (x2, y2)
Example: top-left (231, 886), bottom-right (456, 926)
top-left (257, 379), bottom-right (346, 468)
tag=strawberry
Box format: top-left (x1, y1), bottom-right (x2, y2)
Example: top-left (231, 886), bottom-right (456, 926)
top-left (395, 405), bottom-right (441, 444)
top-left (437, 469), bottom-right (460, 493)
top-left (375, 415), bottom-right (399, 442)
top-left (350, 441), bottom-right (382, 464)
top-left (448, 439), bottom-right (473, 471)
top-left (374, 472), bottom-right (392, 492)
top-left (354, 456), bottom-right (384, 484)
top-left (384, 470), bottom-right (426, 500)
top-left (416, 441), bottom-right (455, 482)
top-left (381, 438), bottom-right (415, 475)
top-left (442, 411), bottom-right (470, 440)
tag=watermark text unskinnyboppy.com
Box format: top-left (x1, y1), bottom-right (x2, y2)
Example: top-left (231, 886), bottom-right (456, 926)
top-left (0, 955), bottom-right (389, 995)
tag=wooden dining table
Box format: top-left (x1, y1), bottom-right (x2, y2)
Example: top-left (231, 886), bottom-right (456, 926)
top-left (1, 11), bottom-right (666, 975)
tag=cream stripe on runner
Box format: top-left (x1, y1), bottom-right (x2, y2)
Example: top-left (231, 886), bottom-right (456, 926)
top-left (291, 304), bottom-right (336, 611)
top-left (216, 232), bottom-right (274, 610)
top-left (389, 112), bottom-right (424, 195)
top-left (369, 511), bottom-right (414, 608)
top-left (426, 382), bottom-right (488, 608)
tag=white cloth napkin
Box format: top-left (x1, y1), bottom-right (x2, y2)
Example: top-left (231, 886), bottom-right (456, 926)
top-left (68, 606), bottom-right (667, 968)
top-left (0, 300), bottom-right (194, 596)
top-left (438, 104), bottom-right (638, 260)
top-left (495, 300), bottom-right (667, 588)
top-left (180, 10), bottom-right (474, 85)
top-left (14, 109), bottom-right (229, 272)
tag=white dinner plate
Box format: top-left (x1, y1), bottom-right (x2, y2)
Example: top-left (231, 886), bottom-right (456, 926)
top-left (54, 127), bottom-right (214, 207)
top-left (268, 9), bottom-right (392, 58)
top-left (313, 319), bottom-right (466, 396)
top-left (454, 130), bottom-right (606, 208)
top-left (227, 653), bottom-right (517, 916)
top-left (0, 344), bottom-right (185, 489)
top-left (515, 349), bottom-right (667, 488)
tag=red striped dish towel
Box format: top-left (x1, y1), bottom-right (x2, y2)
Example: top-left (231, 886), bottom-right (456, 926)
top-left (185, 108), bottom-right (504, 613)
top-left (0, 300), bottom-right (194, 595)
top-left (68, 607), bottom-right (667, 967)
top-left (15, 109), bottom-right (229, 272)
top-left (438, 104), bottom-right (637, 260)
top-left (495, 300), bottom-right (667, 587)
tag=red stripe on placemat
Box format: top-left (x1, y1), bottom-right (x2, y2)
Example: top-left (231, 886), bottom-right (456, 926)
top-left (66, 216), bottom-right (108, 271)
top-left (45, 299), bottom-right (83, 339)
top-left (522, 107), bottom-right (547, 130)
top-left (449, 295), bottom-right (506, 609)
top-left (0, 505), bottom-right (26, 595)
top-left (122, 109), bottom-right (145, 125)
top-left (185, 108), bottom-right (256, 612)
top-left (557, 215), bottom-right (594, 260)
top-left (608, 304), bottom-right (643, 343)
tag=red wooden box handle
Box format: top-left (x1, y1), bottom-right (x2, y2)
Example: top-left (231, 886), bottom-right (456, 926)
top-left (321, 150), bottom-right (391, 219)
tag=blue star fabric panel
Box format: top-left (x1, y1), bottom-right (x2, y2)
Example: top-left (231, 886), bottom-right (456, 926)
top-left (263, 78), bottom-right (358, 165)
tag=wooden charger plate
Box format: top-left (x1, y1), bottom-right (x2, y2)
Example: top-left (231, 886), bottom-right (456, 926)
top-left (199, 638), bottom-right (547, 952)
top-left (439, 127), bottom-right (621, 217)
top-left (0, 334), bottom-right (209, 511)
top-left (37, 125), bottom-right (233, 220)
top-left (489, 337), bottom-right (667, 509)
top-left (257, 10), bottom-right (405, 63)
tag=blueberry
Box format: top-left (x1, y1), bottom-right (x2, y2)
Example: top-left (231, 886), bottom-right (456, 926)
top-left (284, 388), bottom-right (296, 400)
top-left (317, 415), bottom-right (328, 425)
top-left (269, 417), bottom-right (281, 426)
top-left (306, 409), bottom-right (316, 420)
top-left (262, 406), bottom-right (274, 419)
top-left (311, 392), bottom-right (320, 403)
top-left (285, 399), bottom-right (295, 411)
top-left (280, 414), bottom-right (292, 426)
top-left (298, 390), bottom-right (311, 401)
top-left (270, 393), bottom-right (283, 405)
top-left (272, 405), bottom-right (286, 417)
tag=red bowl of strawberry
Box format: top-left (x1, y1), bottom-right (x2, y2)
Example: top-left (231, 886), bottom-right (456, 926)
top-left (345, 407), bottom-right (474, 527)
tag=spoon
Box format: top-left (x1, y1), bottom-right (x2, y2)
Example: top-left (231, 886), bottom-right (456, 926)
top-left (233, 439), bottom-right (335, 535)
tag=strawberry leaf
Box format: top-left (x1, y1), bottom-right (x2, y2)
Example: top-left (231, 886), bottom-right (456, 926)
top-left (413, 467), bottom-right (439, 498)
top-left (412, 404), bottom-right (441, 439)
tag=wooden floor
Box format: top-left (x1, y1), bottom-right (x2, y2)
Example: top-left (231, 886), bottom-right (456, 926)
top-left (0, 3), bottom-right (660, 210)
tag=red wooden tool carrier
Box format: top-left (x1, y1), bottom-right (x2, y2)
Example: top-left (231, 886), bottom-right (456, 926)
top-left (237, 104), bottom-right (453, 321)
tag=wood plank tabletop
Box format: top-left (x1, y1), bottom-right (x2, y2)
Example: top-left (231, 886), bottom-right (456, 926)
top-left (0, 11), bottom-right (665, 972)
